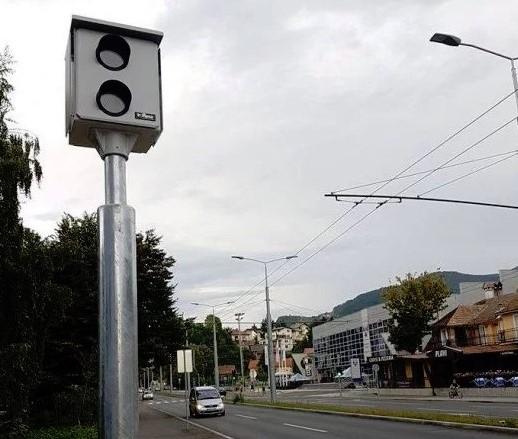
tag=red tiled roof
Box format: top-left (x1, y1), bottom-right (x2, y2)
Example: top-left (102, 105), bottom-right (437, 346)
top-left (433, 292), bottom-right (518, 327)
top-left (218, 365), bottom-right (236, 375)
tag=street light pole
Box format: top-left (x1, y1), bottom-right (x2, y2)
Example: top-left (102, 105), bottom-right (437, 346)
top-left (263, 263), bottom-right (276, 402)
top-left (231, 255), bottom-right (297, 403)
top-left (430, 32), bottom-right (518, 115)
top-left (191, 301), bottom-right (234, 390)
top-left (235, 312), bottom-right (245, 388)
top-left (212, 305), bottom-right (219, 389)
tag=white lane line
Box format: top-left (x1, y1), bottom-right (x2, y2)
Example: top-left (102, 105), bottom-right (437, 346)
top-left (150, 406), bottom-right (234, 439)
top-left (447, 413), bottom-right (471, 416)
top-left (283, 423), bottom-right (327, 433)
top-left (235, 414), bottom-right (257, 419)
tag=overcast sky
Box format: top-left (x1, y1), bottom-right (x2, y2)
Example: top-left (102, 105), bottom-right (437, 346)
top-left (3, 0), bottom-right (518, 327)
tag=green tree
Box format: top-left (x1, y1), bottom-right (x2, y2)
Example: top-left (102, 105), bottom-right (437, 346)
top-left (137, 230), bottom-right (183, 368)
top-left (0, 47), bottom-right (45, 435)
top-left (383, 272), bottom-right (450, 353)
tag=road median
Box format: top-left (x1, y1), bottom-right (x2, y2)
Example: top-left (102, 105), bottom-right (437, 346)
top-left (240, 400), bottom-right (518, 434)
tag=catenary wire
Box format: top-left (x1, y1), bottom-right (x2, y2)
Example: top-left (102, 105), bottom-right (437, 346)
top-left (332, 149), bottom-right (518, 193)
top-left (418, 151), bottom-right (518, 196)
top-left (268, 117), bottom-right (518, 287)
top-left (220, 90), bottom-right (518, 316)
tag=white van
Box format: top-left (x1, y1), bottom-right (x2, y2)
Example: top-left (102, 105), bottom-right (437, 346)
top-left (189, 386), bottom-right (225, 417)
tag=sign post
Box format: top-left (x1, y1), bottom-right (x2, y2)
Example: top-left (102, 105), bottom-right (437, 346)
top-left (177, 349), bottom-right (193, 419)
top-left (66, 16), bottom-right (163, 439)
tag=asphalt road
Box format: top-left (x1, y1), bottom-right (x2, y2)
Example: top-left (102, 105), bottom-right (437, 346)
top-left (143, 394), bottom-right (517, 439)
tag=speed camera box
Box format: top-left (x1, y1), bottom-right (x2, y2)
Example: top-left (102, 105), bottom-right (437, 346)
top-left (66, 16), bottom-right (163, 153)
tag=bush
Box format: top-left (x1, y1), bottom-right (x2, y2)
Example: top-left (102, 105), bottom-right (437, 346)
top-left (232, 393), bottom-right (245, 404)
top-left (27, 426), bottom-right (96, 439)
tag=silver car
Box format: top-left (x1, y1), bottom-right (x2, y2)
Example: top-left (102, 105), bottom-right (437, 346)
top-left (189, 386), bottom-right (225, 417)
top-left (142, 390), bottom-right (154, 400)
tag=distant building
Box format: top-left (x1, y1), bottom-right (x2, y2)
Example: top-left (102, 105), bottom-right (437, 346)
top-left (218, 365), bottom-right (236, 384)
top-left (312, 267), bottom-right (518, 382)
top-left (271, 327), bottom-right (294, 351)
top-left (290, 322), bottom-right (310, 342)
top-left (231, 327), bottom-right (262, 347)
top-left (427, 291), bottom-right (518, 386)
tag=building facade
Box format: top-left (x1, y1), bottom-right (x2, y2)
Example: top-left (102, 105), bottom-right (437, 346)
top-left (312, 268), bottom-right (518, 383)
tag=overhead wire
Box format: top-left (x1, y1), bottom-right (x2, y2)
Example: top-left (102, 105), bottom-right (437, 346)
top-left (332, 149), bottom-right (518, 193)
top-left (268, 98), bottom-right (518, 288)
top-left (418, 151), bottom-right (518, 196)
top-left (217, 89), bottom-right (518, 319)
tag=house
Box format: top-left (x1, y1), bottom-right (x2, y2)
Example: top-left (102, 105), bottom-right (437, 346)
top-left (271, 327), bottom-right (294, 351)
top-left (426, 292), bottom-right (518, 386)
top-left (231, 327), bottom-right (262, 347)
top-left (218, 365), bottom-right (236, 384)
top-left (290, 323), bottom-right (310, 342)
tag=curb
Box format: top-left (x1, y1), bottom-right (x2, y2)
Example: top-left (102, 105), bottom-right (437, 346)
top-left (241, 402), bottom-right (518, 435)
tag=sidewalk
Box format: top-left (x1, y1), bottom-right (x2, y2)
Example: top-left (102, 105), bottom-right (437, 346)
top-left (138, 403), bottom-right (216, 439)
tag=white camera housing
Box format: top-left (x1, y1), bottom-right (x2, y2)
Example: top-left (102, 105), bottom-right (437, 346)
top-left (66, 16), bottom-right (163, 153)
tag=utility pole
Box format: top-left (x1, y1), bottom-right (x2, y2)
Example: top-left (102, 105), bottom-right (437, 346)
top-left (235, 312), bottom-right (245, 388)
top-left (212, 306), bottom-right (219, 388)
top-left (159, 366), bottom-right (163, 392)
top-left (169, 363), bottom-right (173, 394)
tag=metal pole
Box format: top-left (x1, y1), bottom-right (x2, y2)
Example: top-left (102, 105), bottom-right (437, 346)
top-left (236, 313), bottom-right (245, 388)
top-left (97, 129), bottom-right (138, 439)
top-left (510, 59), bottom-right (518, 117)
top-left (184, 352), bottom-right (189, 419)
top-left (160, 366), bottom-right (163, 392)
top-left (169, 363), bottom-right (173, 394)
top-left (213, 307), bottom-right (219, 388)
top-left (264, 263), bottom-right (276, 403)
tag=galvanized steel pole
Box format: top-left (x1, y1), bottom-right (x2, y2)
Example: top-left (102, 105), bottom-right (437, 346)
top-left (235, 313), bottom-right (245, 388)
top-left (96, 130), bottom-right (138, 439)
top-left (213, 306), bottom-right (219, 388)
top-left (264, 263), bottom-right (276, 403)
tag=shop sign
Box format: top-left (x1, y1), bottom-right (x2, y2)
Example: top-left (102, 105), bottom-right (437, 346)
top-left (434, 349), bottom-right (448, 358)
top-left (368, 355), bottom-right (394, 363)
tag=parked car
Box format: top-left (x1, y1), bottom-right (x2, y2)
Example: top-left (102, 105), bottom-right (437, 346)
top-left (142, 390), bottom-right (154, 400)
top-left (189, 386), bottom-right (225, 417)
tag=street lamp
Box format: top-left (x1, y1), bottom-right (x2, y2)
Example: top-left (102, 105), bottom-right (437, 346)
top-left (235, 312), bottom-right (245, 389)
top-left (191, 301), bottom-right (234, 388)
top-left (231, 254), bottom-right (297, 403)
top-left (430, 32), bottom-right (518, 112)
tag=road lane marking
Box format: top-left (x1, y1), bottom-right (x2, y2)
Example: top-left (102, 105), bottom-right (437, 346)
top-left (150, 406), bottom-right (234, 439)
top-left (235, 414), bottom-right (257, 419)
top-left (283, 423), bottom-right (327, 433)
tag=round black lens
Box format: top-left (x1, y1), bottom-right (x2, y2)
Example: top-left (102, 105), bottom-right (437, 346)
top-left (96, 80), bottom-right (132, 117)
top-left (96, 34), bottom-right (130, 71)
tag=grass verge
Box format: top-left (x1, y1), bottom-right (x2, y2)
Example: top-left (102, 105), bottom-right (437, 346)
top-left (28, 426), bottom-right (97, 439)
top-left (242, 400), bottom-right (518, 429)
